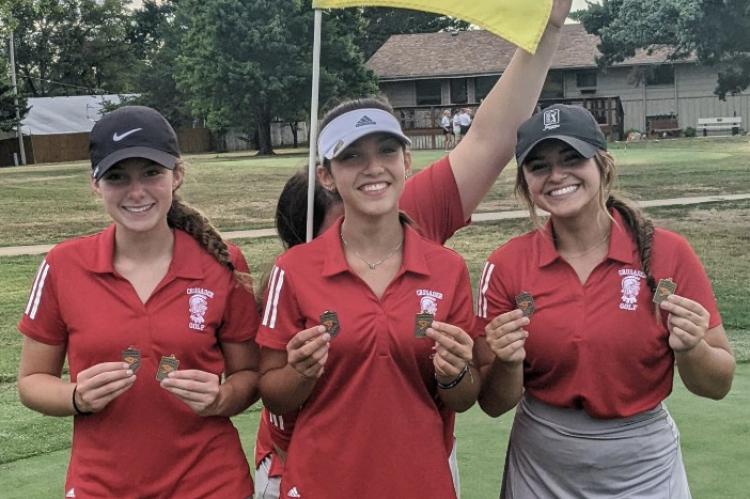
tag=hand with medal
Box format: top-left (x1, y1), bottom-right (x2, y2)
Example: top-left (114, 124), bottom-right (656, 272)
top-left (73, 362), bottom-right (136, 414)
top-left (287, 325), bottom-right (331, 380)
top-left (160, 369), bottom-right (222, 416)
top-left (426, 321), bottom-right (474, 383)
top-left (485, 309), bottom-right (530, 365)
top-left (659, 294), bottom-right (711, 353)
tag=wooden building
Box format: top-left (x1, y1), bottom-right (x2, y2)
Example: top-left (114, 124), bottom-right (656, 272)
top-left (367, 24), bottom-right (749, 145)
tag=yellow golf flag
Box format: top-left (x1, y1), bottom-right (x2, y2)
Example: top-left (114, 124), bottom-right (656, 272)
top-left (312, 0), bottom-right (553, 53)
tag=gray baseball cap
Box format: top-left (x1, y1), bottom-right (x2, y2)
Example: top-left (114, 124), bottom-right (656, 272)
top-left (90, 106), bottom-right (180, 180)
top-left (515, 104), bottom-right (607, 166)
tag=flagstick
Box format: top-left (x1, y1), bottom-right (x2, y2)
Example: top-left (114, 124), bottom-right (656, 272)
top-left (306, 9), bottom-right (323, 242)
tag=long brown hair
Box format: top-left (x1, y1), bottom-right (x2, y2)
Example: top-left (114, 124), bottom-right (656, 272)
top-left (167, 159), bottom-right (253, 291)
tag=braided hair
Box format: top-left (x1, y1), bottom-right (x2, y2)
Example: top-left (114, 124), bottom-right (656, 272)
top-left (167, 159), bottom-right (253, 291)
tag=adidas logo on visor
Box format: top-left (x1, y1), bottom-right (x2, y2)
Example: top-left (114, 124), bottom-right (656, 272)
top-left (355, 115), bottom-right (376, 127)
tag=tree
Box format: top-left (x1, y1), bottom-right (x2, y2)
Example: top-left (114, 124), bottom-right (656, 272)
top-left (9, 0), bottom-right (138, 97)
top-left (175, 0), bottom-right (377, 155)
top-left (575, 0), bottom-right (750, 99)
top-left (358, 8), bottom-right (470, 59)
top-left (0, 83), bottom-right (29, 132)
top-left (123, 0), bottom-right (194, 127)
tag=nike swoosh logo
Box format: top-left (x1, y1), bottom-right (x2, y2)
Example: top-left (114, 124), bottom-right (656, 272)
top-left (112, 128), bottom-right (143, 142)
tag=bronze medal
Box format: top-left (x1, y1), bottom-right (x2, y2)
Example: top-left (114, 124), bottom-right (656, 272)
top-left (122, 346), bottom-right (141, 373)
top-left (515, 291), bottom-right (535, 317)
top-left (415, 312), bottom-right (434, 338)
top-left (319, 310), bottom-right (340, 338)
top-left (156, 354), bottom-right (179, 381)
top-left (653, 278), bottom-right (677, 304)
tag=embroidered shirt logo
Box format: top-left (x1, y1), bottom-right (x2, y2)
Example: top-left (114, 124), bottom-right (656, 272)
top-left (355, 115), bottom-right (376, 127)
top-left (287, 486), bottom-right (302, 498)
top-left (417, 289), bottom-right (443, 315)
top-left (187, 287), bottom-right (214, 331)
top-left (618, 268), bottom-right (646, 311)
top-left (543, 109), bottom-right (560, 131)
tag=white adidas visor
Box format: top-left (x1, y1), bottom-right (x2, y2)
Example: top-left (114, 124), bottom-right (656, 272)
top-left (318, 108), bottom-right (411, 162)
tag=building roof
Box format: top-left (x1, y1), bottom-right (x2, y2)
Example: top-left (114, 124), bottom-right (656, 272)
top-left (367, 24), bottom-right (694, 81)
top-left (20, 94), bottom-right (129, 135)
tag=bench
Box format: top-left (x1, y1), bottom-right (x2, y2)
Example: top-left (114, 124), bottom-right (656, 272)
top-left (647, 116), bottom-right (681, 138)
top-left (697, 117), bottom-right (742, 136)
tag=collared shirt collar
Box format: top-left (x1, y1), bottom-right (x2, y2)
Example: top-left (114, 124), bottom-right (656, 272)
top-left (321, 217), bottom-right (430, 277)
top-left (86, 224), bottom-right (204, 279)
top-left (535, 208), bottom-right (636, 268)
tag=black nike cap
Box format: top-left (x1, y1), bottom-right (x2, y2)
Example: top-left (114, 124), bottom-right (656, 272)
top-left (90, 106), bottom-right (180, 180)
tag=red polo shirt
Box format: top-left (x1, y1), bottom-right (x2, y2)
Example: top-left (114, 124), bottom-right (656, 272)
top-left (19, 225), bottom-right (258, 498)
top-left (476, 210), bottom-right (721, 419)
top-left (254, 155), bottom-right (469, 476)
top-left (256, 217), bottom-right (475, 499)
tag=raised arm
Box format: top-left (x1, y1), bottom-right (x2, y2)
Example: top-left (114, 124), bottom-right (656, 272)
top-left (449, 0), bottom-right (572, 219)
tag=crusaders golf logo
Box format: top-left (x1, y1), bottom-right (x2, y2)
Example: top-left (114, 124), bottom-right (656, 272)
top-left (416, 289), bottom-right (443, 315)
top-left (187, 287), bottom-right (215, 331)
top-left (618, 268), bottom-right (645, 311)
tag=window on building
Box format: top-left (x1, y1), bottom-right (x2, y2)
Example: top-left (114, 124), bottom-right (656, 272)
top-left (415, 79), bottom-right (442, 106)
top-left (542, 71), bottom-right (564, 98)
top-left (576, 70), bottom-right (598, 88)
top-left (646, 65), bottom-right (675, 86)
top-left (450, 78), bottom-right (468, 104)
top-left (475, 75), bottom-right (499, 102)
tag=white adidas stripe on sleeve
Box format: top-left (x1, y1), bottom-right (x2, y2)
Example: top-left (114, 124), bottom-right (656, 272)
top-left (477, 262), bottom-right (495, 319)
top-left (262, 266), bottom-right (280, 326)
top-left (269, 269), bottom-right (285, 329)
top-left (25, 260), bottom-right (50, 320)
top-left (261, 265), bottom-right (286, 329)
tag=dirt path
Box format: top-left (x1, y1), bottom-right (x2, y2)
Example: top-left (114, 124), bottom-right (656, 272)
top-left (2, 193), bottom-right (749, 257)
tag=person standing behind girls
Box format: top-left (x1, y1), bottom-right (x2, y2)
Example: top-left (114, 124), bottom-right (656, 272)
top-left (253, 2), bottom-right (574, 496)
top-left (17, 106), bottom-right (260, 498)
top-left (441, 109), bottom-right (454, 150)
top-left (458, 108), bottom-right (472, 137)
top-left (475, 104), bottom-right (735, 498)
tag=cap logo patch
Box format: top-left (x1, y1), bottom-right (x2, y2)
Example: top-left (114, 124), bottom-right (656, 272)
top-left (543, 109), bottom-right (560, 131)
top-left (355, 115), bottom-right (376, 127)
top-left (112, 128), bottom-right (143, 142)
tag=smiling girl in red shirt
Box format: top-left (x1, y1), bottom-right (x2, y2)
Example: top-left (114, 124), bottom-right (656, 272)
top-left (17, 106), bottom-right (259, 498)
top-left (476, 104), bottom-right (735, 498)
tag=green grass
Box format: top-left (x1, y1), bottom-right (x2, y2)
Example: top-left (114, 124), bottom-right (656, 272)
top-left (2, 137), bottom-right (749, 246)
top-left (0, 139), bottom-right (748, 495)
top-left (1, 367), bottom-right (748, 498)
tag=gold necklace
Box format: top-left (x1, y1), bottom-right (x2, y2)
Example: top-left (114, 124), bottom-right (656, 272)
top-left (341, 232), bottom-right (403, 270)
top-left (559, 234), bottom-right (610, 259)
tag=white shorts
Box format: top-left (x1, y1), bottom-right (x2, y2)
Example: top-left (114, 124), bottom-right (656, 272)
top-left (254, 456), bottom-right (281, 499)
top-left (255, 438), bottom-right (461, 499)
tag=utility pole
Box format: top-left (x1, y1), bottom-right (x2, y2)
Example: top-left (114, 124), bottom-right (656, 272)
top-left (9, 29), bottom-right (27, 165)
